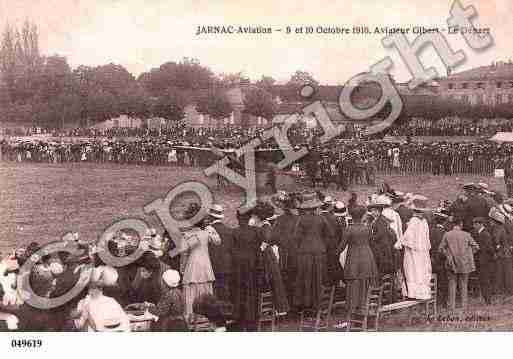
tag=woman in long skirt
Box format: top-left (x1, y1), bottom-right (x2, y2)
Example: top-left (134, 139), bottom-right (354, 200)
top-left (180, 204), bottom-right (221, 319)
top-left (339, 205), bottom-right (378, 316)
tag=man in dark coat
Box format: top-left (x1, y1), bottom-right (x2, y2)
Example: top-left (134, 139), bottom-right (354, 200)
top-left (368, 204), bottom-right (397, 278)
top-left (430, 212), bottom-right (449, 307)
top-left (207, 204), bottom-right (234, 303)
top-left (231, 209), bottom-right (263, 331)
top-left (463, 184), bottom-right (490, 232)
top-left (489, 208), bottom-right (513, 297)
top-left (318, 196), bottom-right (340, 285)
top-left (271, 193), bottom-right (300, 306)
top-left (472, 217), bottom-right (495, 304)
top-left (504, 156), bottom-right (513, 197)
top-left (336, 153), bottom-right (348, 191)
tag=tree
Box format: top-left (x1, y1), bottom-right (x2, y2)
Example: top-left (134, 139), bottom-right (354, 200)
top-left (255, 75), bottom-right (276, 92)
top-left (138, 57), bottom-right (215, 97)
top-left (118, 85), bottom-right (151, 119)
top-left (37, 55), bottom-right (72, 102)
top-left (196, 91), bottom-right (233, 121)
top-left (91, 63), bottom-right (135, 96)
top-left (0, 21), bottom-right (43, 104)
top-left (287, 70), bottom-right (319, 87)
top-left (151, 88), bottom-right (187, 122)
top-left (243, 87), bottom-right (276, 120)
top-left (217, 72), bottom-right (246, 88)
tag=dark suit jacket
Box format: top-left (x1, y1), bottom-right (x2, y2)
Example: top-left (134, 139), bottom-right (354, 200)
top-left (271, 213), bottom-right (300, 271)
top-left (465, 195), bottom-right (490, 230)
top-left (370, 215), bottom-right (398, 275)
top-left (294, 214), bottom-right (334, 255)
top-left (474, 228), bottom-right (495, 265)
top-left (209, 222), bottom-right (234, 275)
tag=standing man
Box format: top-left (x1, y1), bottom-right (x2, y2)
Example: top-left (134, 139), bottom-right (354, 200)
top-left (472, 217), bottom-right (495, 305)
top-left (504, 156), bottom-right (513, 197)
top-left (438, 218), bottom-right (479, 312)
top-left (489, 208), bottom-right (513, 297)
top-left (207, 204), bottom-right (234, 303)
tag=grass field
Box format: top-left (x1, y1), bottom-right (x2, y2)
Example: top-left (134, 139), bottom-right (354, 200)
top-left (1, 161), bottom-right (512, 331)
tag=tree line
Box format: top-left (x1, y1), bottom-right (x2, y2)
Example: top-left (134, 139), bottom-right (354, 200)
top-left (0, 21), bottom-right (325, 129)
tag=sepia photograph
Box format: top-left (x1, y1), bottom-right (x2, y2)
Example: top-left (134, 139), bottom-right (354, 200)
top-left (2, 0), bottom-right (513, 347)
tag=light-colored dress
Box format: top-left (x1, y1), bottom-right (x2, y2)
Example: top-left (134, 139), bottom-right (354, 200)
top-left (181, 226), bottom-right (221, 318)
top-left (399, 216), bottom-right (432, 300)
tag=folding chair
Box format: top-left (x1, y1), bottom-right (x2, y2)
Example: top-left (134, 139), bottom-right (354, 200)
top-left (257, 291), bottom-right (276, 332)
top-left (346, 285), bottom-right (383, 332)
top-left (299, 285), bottom-right (335, 331)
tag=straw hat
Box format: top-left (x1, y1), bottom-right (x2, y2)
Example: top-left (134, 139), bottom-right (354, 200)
top-left (489, 207), bottom-right (505, 224)
top-left (368, 194), bottom-right (392, 210)
top-left (162, 269), bottom-right (181, 288)
top-left (463, 183), bottom-right (479, 191)
top-left (208, 204), bottom-right (225, 219)
top-left (333, 201), bottom-right (348, 217)
top-left (409, 195), bottom-right (430, 212)
top-left (297, 192), bottom-right (323, 209)
top-left (91, 266), bottom-right (119, 287)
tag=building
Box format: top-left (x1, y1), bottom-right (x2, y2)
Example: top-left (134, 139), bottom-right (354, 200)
top-left (438, 61), bottom-right (513, 106)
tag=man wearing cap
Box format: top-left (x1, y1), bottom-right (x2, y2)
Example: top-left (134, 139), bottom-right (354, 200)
top-left (472, 217), bottom-right (495, 304)
top-left (207, 204), bottom-right (234, 303)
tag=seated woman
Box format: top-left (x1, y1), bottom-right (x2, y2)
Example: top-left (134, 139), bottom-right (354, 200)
top-left (73, 266), bottom-right (130, 332)
top-left (148, 269), bottom-right (187, 332)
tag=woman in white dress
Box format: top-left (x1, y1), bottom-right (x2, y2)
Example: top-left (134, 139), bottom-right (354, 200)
top-left (395, 196), bottom-right (432, 300)
top-left (180, 204), bottom-right (221, 318)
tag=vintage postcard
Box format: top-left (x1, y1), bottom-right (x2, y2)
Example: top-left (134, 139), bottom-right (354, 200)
top-left (1, 0), bottom-right (513, 348)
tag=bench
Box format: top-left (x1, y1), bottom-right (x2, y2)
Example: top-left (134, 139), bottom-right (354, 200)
top-left (380, 274), bottom-right (438, 323)
top-left (347, 274), bottom-right (437, 331)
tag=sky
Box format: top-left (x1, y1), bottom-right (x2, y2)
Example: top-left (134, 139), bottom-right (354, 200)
top-left (0, 0), bottom-right (512, 84)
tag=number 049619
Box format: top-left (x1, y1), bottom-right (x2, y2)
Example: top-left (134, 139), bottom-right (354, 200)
top-left (11, 339), bottom-right (42, 348)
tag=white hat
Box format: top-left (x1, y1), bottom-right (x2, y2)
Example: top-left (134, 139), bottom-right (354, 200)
top-left (49, 261), bottom-right (64, 275)
top-left (162, 269), bottom-right (180, 288)
top-left (62, 232), bottom-right (79, 242)
top-left (208, 204), bottom-right (224, 219)
top-left (146, 228), bottom-right (157, 237)
top-left (333, 201), bottom-right (347, 217)
top-left (91, 266), bottom-right (119, 287)
top-left (323, 196), bottom-right (334, 205)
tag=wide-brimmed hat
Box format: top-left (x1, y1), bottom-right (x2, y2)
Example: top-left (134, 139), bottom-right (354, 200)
top-left (333, 201), bottom-right (348, 217)
top-left (409, 195), bottom-right (430, 212)
top-left (463, 183), bottom-right (479, 191)
top-left (146, 228), bottom-right (157, 237)
top-left (91, 266), bottom-right (119, 288)
top-left (297, 192), bottom-right (323, 209)
top-left (489, 207), bottom-right (505, 224)
top-left (208, 204), bottom-right (225, 219)
top-left (62, 232), bottom-right (79, 242)
top-left (477, 182), bottom-right (494, 195)
top-left (162, 269), bottom-right (180, 288)
top-left (368, 195), bottom-right (392, 210)
top-left (320, 195), bottom-right (334, 211)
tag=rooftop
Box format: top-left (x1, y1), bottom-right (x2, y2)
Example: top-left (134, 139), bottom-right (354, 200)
top-left (446, 61), bottom-right (513, 81)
